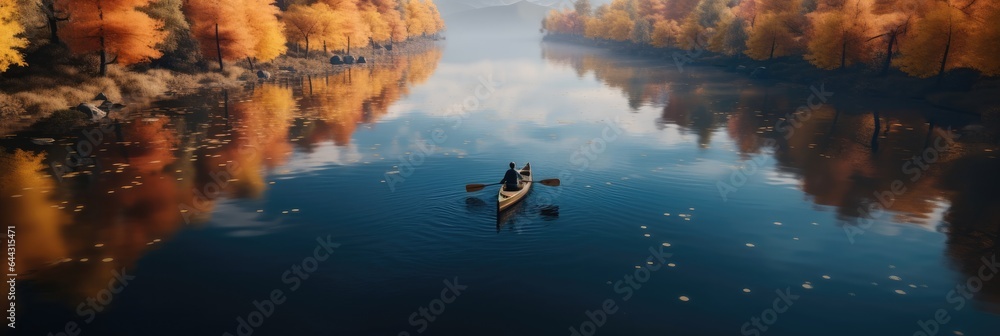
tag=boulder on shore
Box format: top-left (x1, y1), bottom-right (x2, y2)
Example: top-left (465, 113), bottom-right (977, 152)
top-left (76, 103), bottom-right (107, 122)
top-left (257, 70), bottom-right (271, 80)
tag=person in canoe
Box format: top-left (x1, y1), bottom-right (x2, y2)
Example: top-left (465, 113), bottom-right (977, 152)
top-left (500, 162), bottom-right (523, 191)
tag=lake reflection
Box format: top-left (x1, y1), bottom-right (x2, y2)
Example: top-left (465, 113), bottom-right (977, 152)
top-left (542, 41), bottom-right (1000, 314)
top-left (2, 47), bottom-right (443, 304)
top-left (7, 37), bottom-right (1000, 335)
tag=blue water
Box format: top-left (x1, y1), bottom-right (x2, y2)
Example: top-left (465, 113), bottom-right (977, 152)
top-left (8, 34), bottom-right (1000, 336)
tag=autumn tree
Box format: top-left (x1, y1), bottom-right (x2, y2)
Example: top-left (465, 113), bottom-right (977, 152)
top-left (694, 0), bottom-right (729, 27)
top-left (969, 2), bottom-right (1000, 76)
top-left (185, 0), bottom-right (283, 71)
top-left (1, 0), bottom-right (28, 72)
top-left (283, 3), bottom-right (329, 57)
top-left (359, 2), bottom-right (392, 43)
top-left (708, 12), bottom-right (748, 56)
top-left (426, 0), bottom-right (444, 33)
top-left (404, 0), bottom-right (432, 37)
top-left (244, 0), bottom-right (287, 63)
top-left (735, 0), bottom-right (759, 27)
top-left (31, 0), bottom-right (69, 44)
top-left (141, 0), bottom-right (201, 71)
top-left (676, 11), bottom-right (703, 50)
top-left (356, 0), bottom-right (408, 42)
top-left (664, 0), bottom-right (700, 21)
top-left (631, 18), bottom-right (652, 44)
top-left (804, 0), bottom-right (874, 70)
top-left (185, 0), bottom-right (253, 71)
top-left (744, 0), bottom-right (802, 60)
top-left (867, 0), bottom-right (921, 75)
top-left (894, 0), bottom-right (973, 81)
top-left (650, 19), bottom-right (680, 47)
top-left (575, 0), bottom-right (592, 16)
top-left (60, 0), bottom-right (167, 76)
top-left (322, 0), bottom-right (368, 52)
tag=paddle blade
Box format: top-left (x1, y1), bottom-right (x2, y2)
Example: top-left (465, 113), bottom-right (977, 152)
top-left (538, 178), bottom-right (560, 186)
top-left (466, 184), bottom-right (487, 192)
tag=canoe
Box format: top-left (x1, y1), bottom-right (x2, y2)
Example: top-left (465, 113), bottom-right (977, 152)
top-left (498, 162), bottom-right (532, 212)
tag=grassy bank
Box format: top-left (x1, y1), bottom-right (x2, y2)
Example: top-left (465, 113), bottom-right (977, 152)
top-left (0, 38), bottom-right (441, 136)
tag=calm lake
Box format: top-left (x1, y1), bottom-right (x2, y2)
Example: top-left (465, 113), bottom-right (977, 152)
top-left (7, 32), bottom-right (1000, 335)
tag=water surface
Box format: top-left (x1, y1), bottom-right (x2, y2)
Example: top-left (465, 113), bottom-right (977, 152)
top-left (7, 33), bottom-right (1000, 335)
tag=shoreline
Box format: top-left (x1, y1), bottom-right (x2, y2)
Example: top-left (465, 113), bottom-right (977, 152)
top-left (0, 38), bottom-right (443, 136)
top-left (541, 34), bottom-right (1000, 120)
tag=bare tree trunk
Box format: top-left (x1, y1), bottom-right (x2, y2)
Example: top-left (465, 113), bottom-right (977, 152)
top-left (880, 30), bottom-right (897, 76)
top-left (768, 36), bottom-right (776, 60)
top-left (45, 1), bottom-right (67, 44)
top-left (936, 19), bottom-right (953, 86)
top-left (216, 23), bottom-right (224, 72)
top-left (870, 110), bottom-right (881, 152)
top-left (840, 33), bottom-right (848, 70)
top-left (98, 1), bottom-right (106, 77)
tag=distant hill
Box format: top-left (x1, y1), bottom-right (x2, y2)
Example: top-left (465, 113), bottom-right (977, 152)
top-left (442, 0), bottom-right (555, 36)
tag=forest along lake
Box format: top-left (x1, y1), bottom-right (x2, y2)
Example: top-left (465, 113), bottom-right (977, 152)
top-left (7, 34), bottom-right (1000, 335)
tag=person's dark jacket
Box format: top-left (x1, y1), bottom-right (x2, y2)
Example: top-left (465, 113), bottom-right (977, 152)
top-left (501, 169), bottom-right (521, 189)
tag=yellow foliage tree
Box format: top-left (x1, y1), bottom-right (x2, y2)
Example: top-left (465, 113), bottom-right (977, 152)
top-left (603, 9), bottom-right (633, 41)
top-left (744, 12), bottom-right (797, 60)
top-left (427, 0), bottom-right (444, 33)
top-left (804, 1), bottom-right (874, 70)
top-left (360, 0), bottom-right (407, 42)
top-left (708, 10), bottom-right (748, 56)
top-left (405, 0), bottom-right (432, 37)
top-left (894, 1), bottom-right (972, 79)
top-left (322, 0), bottom-right (369, 52)
top-left (676, 12), bottom-right (703, 50)
top-left (360, 2), bottom-right (392, 42)
top-left (244, 0), bottom-right (286, 62)
top-left (650, 19), bottom-right (680, 47)
top-left (0, 0), bottom-right (28, 72)
top-left (283, 3), bottom-right (330, 57)
top-left (583, 15), bottom-right (605, 39)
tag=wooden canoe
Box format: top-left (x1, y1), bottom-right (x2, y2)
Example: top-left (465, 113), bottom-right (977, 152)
top-left (498, 163), bottom-right (532, 212)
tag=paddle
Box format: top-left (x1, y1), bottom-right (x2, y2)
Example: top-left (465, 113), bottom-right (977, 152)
top-left (465, 179), bottom-right (561, 192)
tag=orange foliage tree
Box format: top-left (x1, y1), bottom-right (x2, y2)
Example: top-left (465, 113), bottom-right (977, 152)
top-left (246, 0), bottom-right (287, 63)
top-left (184, 0), bottom-right (284, 71)
top-left (744, 0), bottom-right (802, 60)
top-left (322, 0), bottom-right (369, 52)
top-left (405, 0), bottom-right (432, 37)
top-left (283, 3), bottom-right (331, 57)
top-left (969, 2), bottom-right (1000, 76)
top-left (744, 12), bottom-right (798, 60)
top-left (58, 0), bottom-right (166, 76)
top-left (804, 0), bottom-right (875, 70)
top-left (894, 0), bottom-right (974, 81)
